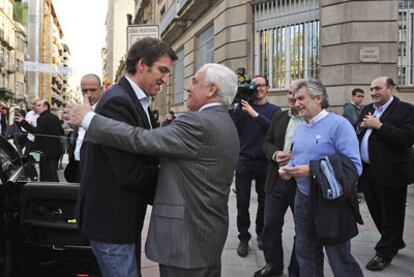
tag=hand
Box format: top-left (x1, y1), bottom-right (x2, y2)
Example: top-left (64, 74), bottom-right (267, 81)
top-left (359, 112), bottom-right (382, 130)
top-left (240, 100), bottom-right (257, 118)
top-left (63, 94), bottom-right (93, 127)
top-left (275, 150), bottom-right (291, 166)
top-left (278, 166), bottom-right (292, 180)
top-left (15, 114), bottom-right (24, 123)
top-left (282, 165), bottom-right (309, 178)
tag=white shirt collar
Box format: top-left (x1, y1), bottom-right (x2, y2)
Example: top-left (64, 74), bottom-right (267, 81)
top-left (305, 109), bottom-right (329, 127)
top-left (199, 102), bottom-right (222, 111)
top-left (374, 96), bottom-right (393, 112)
top-left (125, 75), bottom-right (151, 104)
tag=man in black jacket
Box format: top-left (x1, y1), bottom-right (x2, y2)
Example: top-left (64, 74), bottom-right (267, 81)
top-left (257, 87), bottom-right (300, 277)
top-left (357, 76), bottom-right (414, 271)
top-left (77, 37), bottom-right (177, 277)
top-left (16, 100), bottom-right (64, 181)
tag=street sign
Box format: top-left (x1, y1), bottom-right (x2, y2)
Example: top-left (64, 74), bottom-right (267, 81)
top-left (23, 61), bottom-right (71, 76)
top-left (127, 25), bottom-right (159, 51)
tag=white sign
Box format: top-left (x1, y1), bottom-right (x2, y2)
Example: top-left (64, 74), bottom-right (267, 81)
top-left (360, 46), bottom-right (380, 63)
top-left (23, 61), bottom-right (71, 76)
top-left (127, 25), bottom-right (159, 51)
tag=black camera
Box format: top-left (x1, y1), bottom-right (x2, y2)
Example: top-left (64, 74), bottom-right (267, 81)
top-left (232, 68), bottom-right (257, 104)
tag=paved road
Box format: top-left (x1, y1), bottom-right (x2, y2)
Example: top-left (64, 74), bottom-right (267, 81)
top-left (139, 182), bottom-right (414, 277)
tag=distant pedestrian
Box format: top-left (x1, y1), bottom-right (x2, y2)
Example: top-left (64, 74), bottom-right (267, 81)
top-left (16, 100), bottom-right (64, 182)
top-left (24, 97), bottom-right (41, 154)
top-left (357, 76), bottom-right (414, 271)
top-left (5, 109), bottom-right (27, 155)
top-left (161, 110), bottom-right (175, 126)
top-left (343, 88), bottom-right (364, 128)
top-left (152, 109), bottom-right (160, 128)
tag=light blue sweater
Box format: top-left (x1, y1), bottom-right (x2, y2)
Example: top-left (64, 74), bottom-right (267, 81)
top-left (288, 113), bottom-right (362, 195)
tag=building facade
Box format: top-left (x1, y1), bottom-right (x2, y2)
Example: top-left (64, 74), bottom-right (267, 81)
top-left (133, 0), bottom-right (414, 116)
top-left (103, 0), bottom-right (134, 85)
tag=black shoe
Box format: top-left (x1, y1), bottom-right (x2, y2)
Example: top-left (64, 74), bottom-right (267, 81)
top-left (237, 241), bottom-right (248, 257)
top-left (257, 236), bottom-right (263, 250)
top-left (366, 255), bottom-right (391, 271)
top-left (253, 264), bottom-right (282, 277)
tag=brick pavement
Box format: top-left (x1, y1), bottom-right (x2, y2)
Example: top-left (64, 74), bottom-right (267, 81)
top-left (139, 184), bottom-right (414, 277)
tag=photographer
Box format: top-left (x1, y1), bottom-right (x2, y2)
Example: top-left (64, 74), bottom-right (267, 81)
top-left (233, 75), bottom-right (281, 257)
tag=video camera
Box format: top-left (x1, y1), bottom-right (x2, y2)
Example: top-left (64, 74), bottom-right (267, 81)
top-left (231, 68), bottom-right (257, 104)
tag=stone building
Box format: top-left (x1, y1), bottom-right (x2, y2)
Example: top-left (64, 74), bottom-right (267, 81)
top-left (131, 0), bottom-right (414, 116)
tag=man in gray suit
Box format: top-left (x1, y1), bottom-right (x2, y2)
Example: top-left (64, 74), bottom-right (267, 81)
top-left (64, 63), bottom-right (240, 277)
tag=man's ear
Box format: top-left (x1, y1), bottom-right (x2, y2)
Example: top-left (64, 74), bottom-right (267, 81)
top-left (136, 59), bottom-right (146, 73)
top-left (208, 83), bottom-right (218, 98)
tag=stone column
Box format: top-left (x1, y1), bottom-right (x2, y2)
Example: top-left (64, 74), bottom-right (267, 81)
top-left (319, 0), bottom-right (398, 109)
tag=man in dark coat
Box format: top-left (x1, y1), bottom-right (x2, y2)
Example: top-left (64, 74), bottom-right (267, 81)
top-left (76, 37), bottom-right (177, 277)
top-left (356, 76), bottom-right (414, 271)
top-left (258, 88), bottom-right (300, 277)
top-left (16, 100), bottom-right (64, 181)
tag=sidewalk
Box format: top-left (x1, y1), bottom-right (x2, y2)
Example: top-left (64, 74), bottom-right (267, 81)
top-left (140, 183), bottom-right (414, 277)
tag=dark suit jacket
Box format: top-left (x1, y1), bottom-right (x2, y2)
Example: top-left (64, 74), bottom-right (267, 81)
top-left (262, 110), bottom-right (290, 193)
top-left (19, 111), bottom-right (64, 159)
top-left (309, 153), bottom-right (363, 245)
top-left (77, 76), bottom-right (159, 243)
top-left (356, 96), bottom-right (414, 186)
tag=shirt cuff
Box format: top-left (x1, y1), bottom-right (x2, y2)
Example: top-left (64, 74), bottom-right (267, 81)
top-left (272, 151), bottom-right (279, 161)
top-left (82, 111), bottom-right (96, 130)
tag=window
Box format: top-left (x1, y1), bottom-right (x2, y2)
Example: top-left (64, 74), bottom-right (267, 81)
top-left (253, 0), bottom-right (320, 89)
top-left (195, 25), bottom-right (214, 70)
top-left (398, 0), bottom-right (414, 85)
top-left (173, 49), bottom-right (184, 103)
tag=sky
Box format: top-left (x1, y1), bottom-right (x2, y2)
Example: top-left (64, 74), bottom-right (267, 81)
top-left (52, 0), bottom-right (108, 87)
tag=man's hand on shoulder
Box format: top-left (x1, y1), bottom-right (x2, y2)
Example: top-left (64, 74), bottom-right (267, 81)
top-left (64, 94), bottom-right (93, 127)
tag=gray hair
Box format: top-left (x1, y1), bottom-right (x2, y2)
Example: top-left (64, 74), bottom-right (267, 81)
top-left (292, 78), bottom-right (329, 109)
top-left (200, 63), bottom-right (238, 106)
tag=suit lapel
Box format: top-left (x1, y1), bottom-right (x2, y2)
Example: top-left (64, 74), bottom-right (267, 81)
top-left (118, 76), bottom-right (151, 129)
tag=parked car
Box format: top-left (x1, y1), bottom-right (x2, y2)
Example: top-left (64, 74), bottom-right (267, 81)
top-left (0, 136), bottom-right (99, 276)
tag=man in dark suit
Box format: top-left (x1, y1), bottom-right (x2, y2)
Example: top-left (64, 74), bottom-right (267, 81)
top-left (357, 76), bottom-right (414, 271)
top-left (0, 106), bottom-right (7, 136)
top-left (257, 88), bottom-right (301, 277)
top-left (16, 100), bottom-right (64, 181)
top-left (75, 37), bottom-right (177, 277)
top-left (64, 63), bottom-right (239, 277)
top-left (65, 74), bottom-right (103, 183)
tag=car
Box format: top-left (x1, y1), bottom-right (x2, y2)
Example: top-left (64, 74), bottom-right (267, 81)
top-left (0, 136), bottom-right (100, 276)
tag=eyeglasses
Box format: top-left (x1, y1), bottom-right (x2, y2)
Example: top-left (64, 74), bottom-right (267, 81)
top-left (255, 83), bottom-right (267, 88)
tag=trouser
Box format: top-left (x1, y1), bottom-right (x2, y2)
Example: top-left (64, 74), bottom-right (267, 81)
top-left (235, 157), bottom-right (267, 241)
top-left (39, 157), bottom-right (59, 182)
top-left (360, 164), bottom-right (407, 260)
top-left (159, 264), bottom-right (220, 277)
top-left (262, 178), bottom-right (299, 275)
top-left (90, 239), bottom-right (141, 277)
top-left (294, 190), bottom-right (363, 277)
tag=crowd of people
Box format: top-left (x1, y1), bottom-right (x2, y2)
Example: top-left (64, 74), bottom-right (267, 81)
top-left (2, 36), bottom-right (412, 277)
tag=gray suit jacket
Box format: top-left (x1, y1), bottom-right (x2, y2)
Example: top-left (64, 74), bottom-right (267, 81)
top-left (85, 105), bottom-right (239, 268)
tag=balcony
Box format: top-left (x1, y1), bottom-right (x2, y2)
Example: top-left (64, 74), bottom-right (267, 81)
top-left (160, 0), bottom-right (216, 44)
top-left (159, 0), bottom-right (189, 34)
